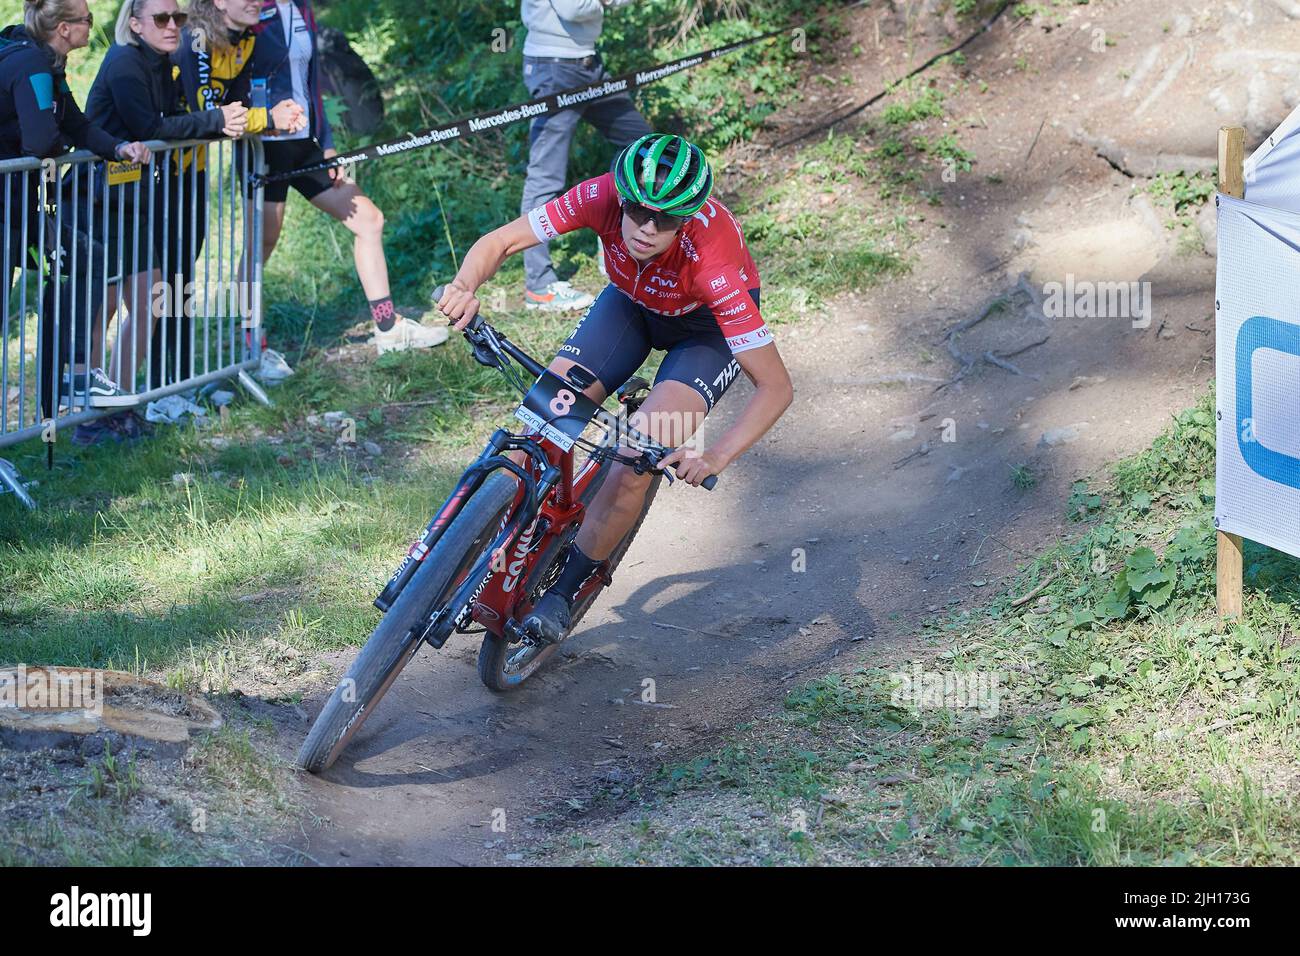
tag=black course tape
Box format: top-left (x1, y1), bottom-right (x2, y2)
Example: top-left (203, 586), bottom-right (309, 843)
top-left (253, 1), bottom-right (870, 186)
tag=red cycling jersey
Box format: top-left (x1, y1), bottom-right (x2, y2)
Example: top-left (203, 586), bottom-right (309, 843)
top-left (527, 173), bottom-right (771, 355)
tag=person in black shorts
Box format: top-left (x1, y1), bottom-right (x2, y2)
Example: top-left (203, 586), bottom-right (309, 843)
top-left (251, 0), bottom-right (445, 354)
top-left (558, 284), bottom-right (755, 415)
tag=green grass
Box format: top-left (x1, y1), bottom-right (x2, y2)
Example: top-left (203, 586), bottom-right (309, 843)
top-left (0, 720), bottom-right (296, 866)
top-left (547, 389), bottom-right (1300, 866)
top-left (1145, 169), bottom-right (1217, 255)
top-left (1, 0), bottom-right (977, 863)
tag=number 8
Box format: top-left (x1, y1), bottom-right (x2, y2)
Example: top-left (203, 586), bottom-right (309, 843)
top-left (549, 388), bottom-right (576, 418)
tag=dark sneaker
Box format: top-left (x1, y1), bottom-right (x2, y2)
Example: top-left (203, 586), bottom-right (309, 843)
top-left (110, 409), bottom-right (153, 441)
top-left (62, 368), bottom-right (134, 408)
top-left (71, 418), bottom-right (123, 447)
top-left (522, 591), bottom-right (573, 645)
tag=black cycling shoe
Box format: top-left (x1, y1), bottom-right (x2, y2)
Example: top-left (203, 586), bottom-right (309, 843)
top-left (522, 591), bottom-right (573, 645)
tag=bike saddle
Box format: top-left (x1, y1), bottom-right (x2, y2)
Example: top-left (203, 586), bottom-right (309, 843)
top-left (617, 377), bottom-right (651, 407)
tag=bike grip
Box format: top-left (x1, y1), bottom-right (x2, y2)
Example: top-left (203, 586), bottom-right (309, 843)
top-left (669, 464), bottom-right (717, 490)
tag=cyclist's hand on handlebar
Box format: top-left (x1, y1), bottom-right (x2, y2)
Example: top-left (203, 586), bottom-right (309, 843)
top-left (659, 446), bottom-right (723, 487)
top-left (437, 283), bottom-right (480, 331)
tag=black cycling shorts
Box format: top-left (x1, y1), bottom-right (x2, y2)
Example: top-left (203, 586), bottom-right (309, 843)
top-left (555, 284), bottom-right (757, 411)
top-left (259, 138), bottom-right (335, 203)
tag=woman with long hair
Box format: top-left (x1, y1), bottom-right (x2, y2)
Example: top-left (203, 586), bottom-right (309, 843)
top-left (1, 0), bottom-right (151, 440)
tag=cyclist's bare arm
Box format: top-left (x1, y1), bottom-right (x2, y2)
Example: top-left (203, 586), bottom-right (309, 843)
top-left (661, 342), bottom-right (794, 485)
top-left (438, 216), bottom-right (541, 328)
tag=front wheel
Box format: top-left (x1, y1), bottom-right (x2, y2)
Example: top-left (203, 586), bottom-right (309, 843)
top-left (297, 472), bottom-right (518, 773)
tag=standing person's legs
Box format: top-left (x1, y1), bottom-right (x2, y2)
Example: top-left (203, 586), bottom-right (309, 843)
top-left (108, 268), bottom-right (162, 389)
top-left (259, 139), bottom-right (444, 352)
top-left (151, 166), bottom-right (203, 387)
top-left (259, 140), bottom-right (386, 299)
top-left (261, 199), bottom-right (287, 264)
top-left (581, 61), bottom-right (653, 151)
top-left (305, 183), bottom-right (388, 299)
top-left (520, 57), bottom-right (584, 298)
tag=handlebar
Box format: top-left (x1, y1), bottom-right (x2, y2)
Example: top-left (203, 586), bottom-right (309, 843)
top-left (432, 285), bottom-right (718, 490)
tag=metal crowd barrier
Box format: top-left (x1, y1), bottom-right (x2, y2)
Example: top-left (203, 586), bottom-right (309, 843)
top-left (1, 136), bottom-right (267, 508)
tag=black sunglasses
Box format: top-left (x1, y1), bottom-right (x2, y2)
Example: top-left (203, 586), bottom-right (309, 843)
top-left (621, 200), bottom-right (686, 233)
top-left (62, 13), bottom-right (93, 27)
top-left (147, 11), bottom-right (188, 27)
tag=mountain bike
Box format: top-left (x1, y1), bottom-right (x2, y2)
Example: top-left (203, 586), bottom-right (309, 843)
top-left (297, 294), bottom-right (717, 773)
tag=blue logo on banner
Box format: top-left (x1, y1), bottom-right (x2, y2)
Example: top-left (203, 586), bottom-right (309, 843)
top-left (1236, 314), bottom-right (1300, 490)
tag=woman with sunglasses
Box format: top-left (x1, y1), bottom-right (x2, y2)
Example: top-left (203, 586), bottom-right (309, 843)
top-left (78, 0), bottom-right (250, 420)
top-left (1, 0), bottom-right (152, 433)
top-left (438, 133), bottom-right (794, 645)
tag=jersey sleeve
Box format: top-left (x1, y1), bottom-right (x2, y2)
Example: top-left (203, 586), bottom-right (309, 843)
top-left (527, 172), bottom-right (617, 243)
top-left (695, 263), bottom-right (771, 354)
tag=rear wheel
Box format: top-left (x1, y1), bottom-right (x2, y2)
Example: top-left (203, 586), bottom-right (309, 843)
top-left (297, 472), bottom-right (518, 773)
top-left (477, 468), bottom-right (663, 691)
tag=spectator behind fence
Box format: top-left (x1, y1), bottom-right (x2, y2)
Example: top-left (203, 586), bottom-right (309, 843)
top-left (1, 0), bottom-right (152, 440)
top-left (173, 0), bottom-right (304, 375)
top-left (518, 0), bottom-right (649, 313)
top-left (80, 0), bottom-right (249, 437)
top-left (249, 0), bottom-right (448, 355)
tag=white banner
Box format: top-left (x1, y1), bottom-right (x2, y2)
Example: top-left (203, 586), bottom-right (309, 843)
top-left (1244, 103), bottom-right (1300, 216)
top-left (1215, 193), bottom-right (1300, 556)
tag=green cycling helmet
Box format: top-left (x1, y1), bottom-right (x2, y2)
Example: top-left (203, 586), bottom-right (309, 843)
top-left (613, 133), bottom-right (713, 217)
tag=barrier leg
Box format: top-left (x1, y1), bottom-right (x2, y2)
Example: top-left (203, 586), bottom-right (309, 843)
top-left (237, 369), bottom-right (273, 408)
top-left (1217, 531), bottom-right (1243, 619)
top-left (0, 458), bottom-right (36, 510)
top-left (1216, 126), bottom-right (1245, 621)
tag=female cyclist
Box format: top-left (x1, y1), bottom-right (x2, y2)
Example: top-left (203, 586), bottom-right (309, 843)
top-left (437, 133), bottom-right (794, 644)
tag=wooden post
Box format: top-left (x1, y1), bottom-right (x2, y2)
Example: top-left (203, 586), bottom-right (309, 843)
top-left (1219, 126), bottom-right (1245, 198)
top-left (1217, 126), bottom-right (1245, 619)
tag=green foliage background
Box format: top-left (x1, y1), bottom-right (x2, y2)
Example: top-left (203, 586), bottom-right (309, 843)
top-left (2, 0), bottom-right (827, 335)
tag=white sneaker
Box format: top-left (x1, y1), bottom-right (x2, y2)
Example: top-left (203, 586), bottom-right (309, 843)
top-left (524, 280), bottom-right (595, 312)
top-left (255, 348), bottom-right (295, 384)
top-left (371, 316), bottom-right (451, 354)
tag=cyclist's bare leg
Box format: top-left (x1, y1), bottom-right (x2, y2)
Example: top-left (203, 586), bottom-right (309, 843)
top-left (575, 379), bottom-right (707, 559)
top-left (504, 358), bottom-right (705, 558)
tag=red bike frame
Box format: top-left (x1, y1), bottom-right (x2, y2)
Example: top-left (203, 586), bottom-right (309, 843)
top-left (468, 434), bottom-right (610, 636)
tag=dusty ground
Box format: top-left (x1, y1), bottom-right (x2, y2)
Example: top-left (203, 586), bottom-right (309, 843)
top-left (254, 0), bottom-right (1296, 865)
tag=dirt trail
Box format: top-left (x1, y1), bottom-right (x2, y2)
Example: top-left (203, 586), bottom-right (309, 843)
top-left (277, 0), bottom-right (1295, 865)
